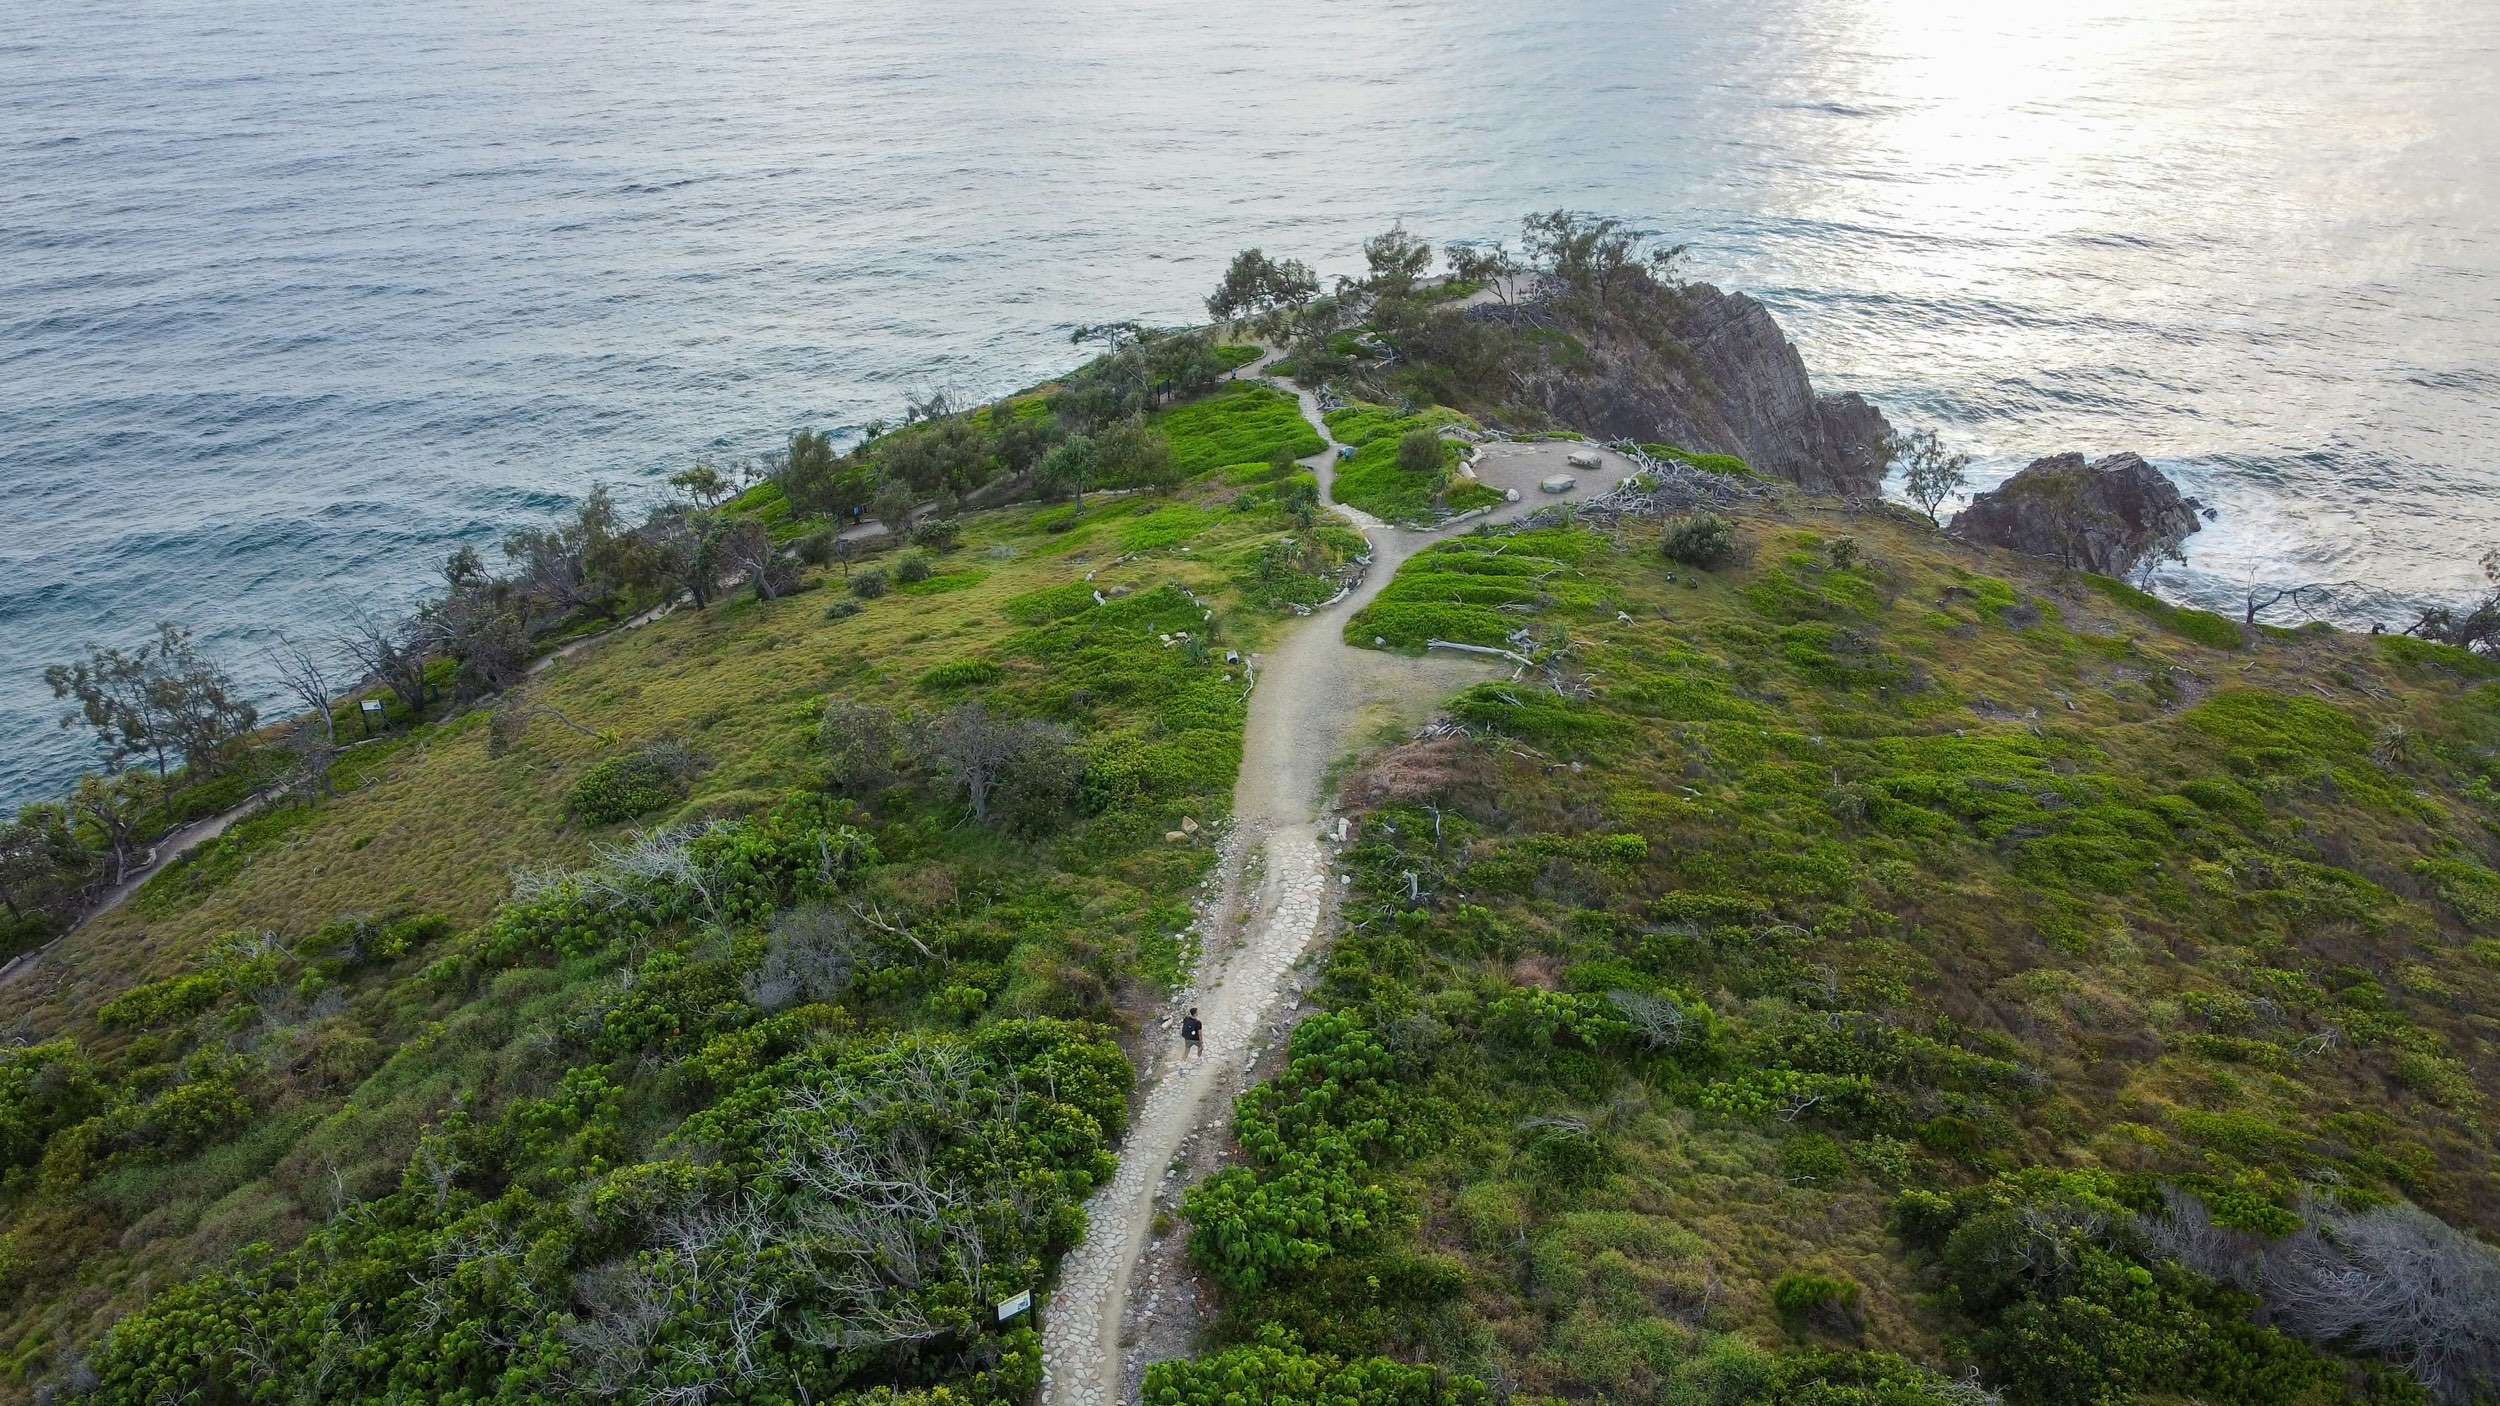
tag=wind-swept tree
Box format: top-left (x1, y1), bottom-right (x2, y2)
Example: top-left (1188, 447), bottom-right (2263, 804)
top-left (1206, 249), bottom-right (1320, 328)
top-left (47, 623), bottom-right (254, 781)
top-left (668, 463), bottom-right (731, 508)
top-left (1361, 223), bottom-right (1433, 302)
top-left (1889, 427), bottom-right (1971, 527)
top-left (0, 804), bottom-right (95, 925)
top-left (924, 702), bottom-right (1078, 826)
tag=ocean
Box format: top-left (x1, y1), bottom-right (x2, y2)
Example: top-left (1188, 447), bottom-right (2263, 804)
top-left (4, 0), bottom-right (2495, 807)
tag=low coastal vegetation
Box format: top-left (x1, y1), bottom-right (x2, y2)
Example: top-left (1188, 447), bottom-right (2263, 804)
top-left (2, 216), bottom-right (2497, 1406)
top-left (1174, 504), bottom-right (2500, 1405)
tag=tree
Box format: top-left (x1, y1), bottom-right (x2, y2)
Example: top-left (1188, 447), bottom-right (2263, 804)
top-left (342, 611), bottom-right (436, 716)
top-left (1446, 240), bottom-right (1523, 304)
top-left (279, 724), bottom-right (337, 806)
top-left (70, 771), bottom-right (158, 886)
top-left (1095, 419), bottom-right (1178, 493)
top-left (924, 702), bottom-right (1078, 826)
top-left (1361, 223), bottom-right (1433, 302)
top-left (152, 629), bottom-right (258, 778)
top-left (503, 485), bottom-right (624, 620)
top-left (46, 632), bottom-right (175, 779)
top-left (867, 479), bottom-right (917, 536)
top-left (2406, 549), bottom-right (2500, 658)
top-left (1520, 210), bottom-right (1682, 313)
top-left (777, 429), bottom-right (867, 521)
top-left (1890, 427), bottom-right (1971, 527)
top-left (638, 504), bottom-right (725, 610)
top-left (1036, 436), bottom-right (1097, 503)
top-left (820, 700), bottom-right (908, 799)
top-left (1070, 321), bottom-right (1146, 357)
top-left (669, 463), bottom-right (731, 508)
top-left (717, 519), bottom-right (793, 602)
top-left (424, 576), bottom-right (533, 703)
top-left (2028, 463), bottom-right (2120, 570)
top-left (1396, 429), bottom-right (1445, 476)
top-left (1206, 249), bottom-right (1320, 328)
top-left (0, 805), bottom-right (95, 924)
top-left (47, 624), bottom-right (255, 782)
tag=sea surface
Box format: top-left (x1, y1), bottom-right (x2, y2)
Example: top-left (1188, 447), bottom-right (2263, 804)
top-left (4, 0), bottom-right (2496, 807)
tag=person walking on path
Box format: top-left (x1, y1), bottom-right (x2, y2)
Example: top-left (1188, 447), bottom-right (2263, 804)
top-left (1180, 1007), bottom-right (1204, 1063)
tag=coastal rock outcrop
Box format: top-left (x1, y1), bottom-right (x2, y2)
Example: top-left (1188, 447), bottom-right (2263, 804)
top-left (1949, 451), bottom-right (2204, 576)
top-left (1496, 281), bottom-right (1892, 498)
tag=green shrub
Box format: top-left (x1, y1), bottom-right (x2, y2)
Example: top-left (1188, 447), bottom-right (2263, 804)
top-left (1144, 1328), bottom-right (1473, 1406)
top-left (566, 744), bottom-right (693, 825)
top-left (910, 517), bottom-right (961, 551)
top-left (917, 659), bottom-right (1004, 692)
top-left (894, 552), bottom-right (933, 585)
top-left (1782, 1133), bottom-right (1851, 1186)
top-left (1663, 514), bottom-right (1737, 567)
top-left (98, 973), bottom-right (225, 1029)
top-left (850, 568), bottom-right (889, 599)
top-left (824, 598), bottom-right (862, 621)
top-left (1397, 429), bottom-right (1445, 475)
top-left (1773, 1270), bottom-right (1864, 1329)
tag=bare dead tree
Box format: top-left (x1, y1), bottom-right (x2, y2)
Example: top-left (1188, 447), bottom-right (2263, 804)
top-left (2245, 581), bottom-right (2334, 626)
top-left (263, 632), bottom-right (343, 746)
top-left (340, 611), bottom-right (435, 716)
top-left (1607, 990), bottom-right (1694, 1051)
top-left (2261, 1200), bottom-right (2500, 1404)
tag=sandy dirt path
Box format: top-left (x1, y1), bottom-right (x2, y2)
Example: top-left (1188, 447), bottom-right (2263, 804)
top-left (1042, 357), bottom-right (1633, 1406)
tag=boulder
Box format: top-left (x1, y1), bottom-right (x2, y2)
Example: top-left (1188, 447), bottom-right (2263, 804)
top-left (1496, 281), bottom-right (1893, 498)
top-left (1949, 452), bottom-right (2204, 577)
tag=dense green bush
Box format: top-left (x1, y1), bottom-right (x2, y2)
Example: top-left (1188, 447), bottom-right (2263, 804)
top-left (1144, 1328), bottom-right (1478, 1406)
top-left (851, 568), bottom-right (889, 599)
top-left (565, 743), bottom-right (693, 825)
top-left (917, 659), bottom-right (1004, 692)
top-left (895, 551), bottom-right (934, 584)
top-left (1772, 1271), bottom-right (1862, 1331)
top-left (1663, 513), bottom-right (1738, 567)
top-left (1184, 1015), bottom-right (1409, 1294)
top-left (87, 1020), bottom-right (1124, 1405)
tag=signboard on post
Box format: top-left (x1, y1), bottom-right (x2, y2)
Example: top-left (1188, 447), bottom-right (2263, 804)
top-left (360, 699), bottom-right (386, 736)
top-left (995, 1289), bottom-right (1031, 1323)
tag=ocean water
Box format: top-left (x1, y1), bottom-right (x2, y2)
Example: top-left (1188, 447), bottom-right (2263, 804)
top-left (4, 0), bottom-right (2495, 807)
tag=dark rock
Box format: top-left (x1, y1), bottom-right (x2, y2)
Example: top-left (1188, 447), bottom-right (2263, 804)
top-left (1503, 282), bottom-right (1892, 497)
top-left (1948, 451), bottom-right (2203, 576)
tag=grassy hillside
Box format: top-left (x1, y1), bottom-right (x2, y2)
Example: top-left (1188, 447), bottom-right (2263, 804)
top-left (0, 467), bottom-right (1340, 1400)
top-left (1177, 504), bottom-right (2500, 1405)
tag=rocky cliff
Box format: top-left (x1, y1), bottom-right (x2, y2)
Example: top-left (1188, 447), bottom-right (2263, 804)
top-left (1497, 282), bottom-right (1891, 497)
top-left (1949, 450), bottom-right (2204, 576)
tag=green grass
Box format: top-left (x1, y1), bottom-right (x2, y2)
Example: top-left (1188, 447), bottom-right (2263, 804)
top-left (1641, 443), bottom-right (1755, 478)
top-left (1346, 528), bottom-right (1609, 649)
top-left (1153, 382), bottom-right (1323, 478)
top-left (1324, 403), bottom-right (1478, 523)
top-left (2084, 573), bottom-right (2244, 649)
